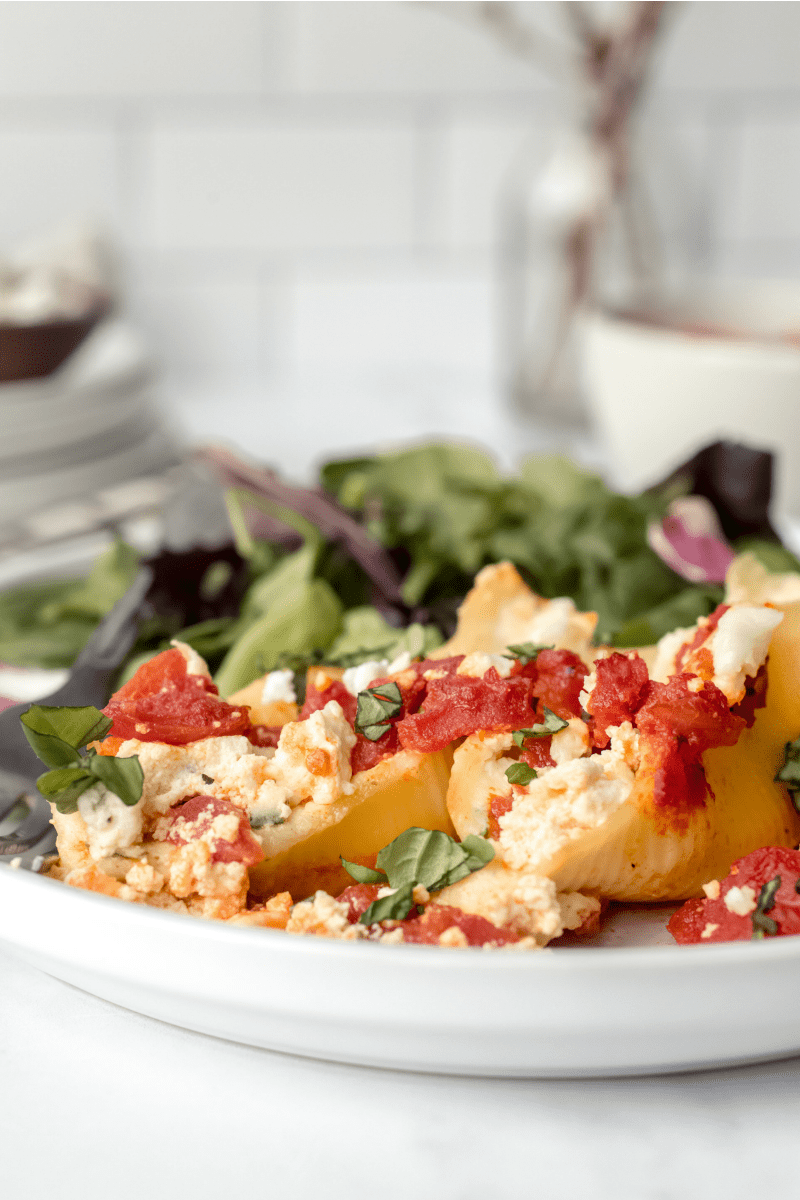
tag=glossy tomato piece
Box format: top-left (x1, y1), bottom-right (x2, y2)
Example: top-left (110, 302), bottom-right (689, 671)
top-left (397, 671), bottom-right (535, 753)
top-left (588, 652), bottom-right (650, 748)
top-left (399, 903), bottom-right (520, 947)
top-left (529, 648), bottom-right (588, 721)
top-left (668, 846), bottom-right (800, 944)
top-left (337, 882), bottom-right (382, 922)
top-left (165, 794), bottom-right (265, 866)
top-left (103, 647), bottom-right (255, 745)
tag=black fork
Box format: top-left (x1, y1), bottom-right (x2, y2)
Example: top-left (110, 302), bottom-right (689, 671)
top-left (0, 566), bottom-right (154, 867)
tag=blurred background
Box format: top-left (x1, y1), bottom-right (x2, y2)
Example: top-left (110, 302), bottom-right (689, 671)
top-left (2, 0), bottom-right (800, 517)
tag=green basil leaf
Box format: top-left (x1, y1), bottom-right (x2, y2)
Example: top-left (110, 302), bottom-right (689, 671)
top-left (48, 775), bottom-right (97, 815)
top-left (512, 708), bottom-right (569, 746)
top-left (776, 736), bottom-right (800, 811)
top-left (355, 681), bottom-right (402, 741)
top-left (359, 882), bottom-right (416, 925)
top-left (20, 727), bottom-right (79, 770)
top-left (506, 762), bottom-right (537, 786)
top-left (376, 826), bottom-right (495, 893)
top-left (340, 857), bottom-right (388, 885)
top-left (751, 874), bottom-right (781, 939)
top-left (21, 705), bottom-right (112, 765)
top-left (36, 766), bottom-right (93, 801)
top-left (459, 834), bottom-right (496, 871)
top-left (88, 754), bottom-right (144, 807)
top-left (505, 643), bottom-right (553, 665)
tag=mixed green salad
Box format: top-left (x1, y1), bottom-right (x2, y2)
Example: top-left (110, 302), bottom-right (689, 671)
top-left (1, 440), bottom-right (796, 697)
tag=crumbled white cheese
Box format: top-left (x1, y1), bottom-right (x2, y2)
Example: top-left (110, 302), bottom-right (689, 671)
top-left (702, 879), bottom-right (721, 901)
top-left (260, 668), bottom-right (297, 705)
top-left (386, 650), bottom-right (412, 675)
top-left (125, 861), bottom-right (164, 894)
top-left (286, 890), bottom-right (365, 939)
top-left (650, 626), bottom-right (696, 683)
top-left (438, 926), bottom-right (469, 947)
top-left (171, 639), bottom-right (212, 680)
top-left (342, 659), bottom-right (390, 697)
top-left (700, 922), bottom-right (719, 939)
top-left (118, 735), bottom-right (289, 819)
top-left (435, 861), bottom-right (564, 944)
top-left (77, 783), bottom-right (144, 861)
top-left (456, 652), bottom-right (514, 679)
top-left (578, 668), bottom-right (596, 713)
top-left (248, 794), bottom-right (291, 828)
top-left (603, 722), bottom-right (640, 771)
top-left (723, 884), bottom-right (758, 917)
top-left (549, 718), bottom-right (591, 766)
top-left (497, 728), bottom-right (636, 873)
top-left (711, 606), bottom-right (783, 704)
top-left (271, 700), bottom-right (356, 805)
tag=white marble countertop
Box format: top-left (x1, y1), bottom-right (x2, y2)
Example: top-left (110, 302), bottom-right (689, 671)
top-left (3, 946), bottom-right (799, 1200)
top-left (3, 372), bottom-right (800, 1200)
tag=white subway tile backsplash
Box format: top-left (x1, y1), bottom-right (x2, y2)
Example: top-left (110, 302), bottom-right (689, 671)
top-left (655, 2), bottom-right (800, 94)
top-left (142, 122), bottom-right (417, 252)
top-left (294, 2), bottom-right (551, 95)
top-left (0, 2), bottom-right (273, 97)
top-left (290, 264), bottom-right (494, 374)
top-left (437, 119), bottom-right (546, 252)
top-left (126, 266), bottom-right (269, 382)
top-left (721, 117), bottom-right (800, 245)
top-left (0, 2), bottom-right (794, 405)
top-left (0, 124), bottom-right (120, 247)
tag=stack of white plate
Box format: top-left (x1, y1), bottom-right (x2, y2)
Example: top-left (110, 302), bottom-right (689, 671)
top-left (0, 316), bottom-right (182, 532)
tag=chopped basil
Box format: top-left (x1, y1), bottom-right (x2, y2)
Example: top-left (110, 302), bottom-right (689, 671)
top-left (505, 643), bottom-right (553, 665)
top-left (20, 703), bottom-right (143, 815)
top-left (201, 774), bottom-right (215, 785)
top-left (339, 858), bottom-right (388, 885)
top-left (341, 827), bottom-right (494, 925)
top-left (360, 883), bottom-right (416, 924)
top-left (512, 708), bottom-right (569, 745)
top-left (249, 812), bottom-right (286, 829)
top-left (505, 762), bottom-right (537, 786)
top-left (751, 874), bottom-right (781, 939)
top-left (354, 681), bottom-right (402, 741)
top-left (776, 736), bottom-right (800, 812)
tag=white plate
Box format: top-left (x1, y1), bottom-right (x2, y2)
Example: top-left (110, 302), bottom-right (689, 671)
top-left (2, 865), bottom-right (800, 1078)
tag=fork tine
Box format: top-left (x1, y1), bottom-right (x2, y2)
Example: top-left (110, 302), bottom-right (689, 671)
top-left (0, 772), bottom-right (39, 825)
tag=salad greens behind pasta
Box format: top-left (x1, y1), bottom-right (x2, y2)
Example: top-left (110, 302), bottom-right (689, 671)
top-left (1, 441), bottom-right (797, 694)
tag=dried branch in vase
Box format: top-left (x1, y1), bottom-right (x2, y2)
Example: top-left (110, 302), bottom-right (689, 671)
top-left (436, 1), bottom-right (673, 420)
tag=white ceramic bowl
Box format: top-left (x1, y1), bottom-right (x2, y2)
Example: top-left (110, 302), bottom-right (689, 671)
top-left (580, 282), bottom-right (800, 517)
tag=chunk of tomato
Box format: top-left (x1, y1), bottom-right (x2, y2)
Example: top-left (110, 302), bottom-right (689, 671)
top-left (165, 794), bottom-right (264, 866)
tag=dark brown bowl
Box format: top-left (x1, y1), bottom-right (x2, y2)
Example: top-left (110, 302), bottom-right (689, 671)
top-left (0, 302), bottom-right (110, 383)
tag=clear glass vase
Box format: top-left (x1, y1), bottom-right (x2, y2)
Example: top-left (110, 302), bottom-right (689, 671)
top-left (498, 116), bottom-right (673, 429)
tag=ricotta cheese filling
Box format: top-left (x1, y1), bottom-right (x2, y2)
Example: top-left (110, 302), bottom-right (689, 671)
top-left (710, 605), bottom-right (783, 704)
top-left (497, 727), bottom-right (637, 872)
top-left (171, 639), bottom-right (212, 680)
top-left (77, 783), bottom-right (144, 861)
top-left (456, 652), bottom-right (514, 679)
top-left (261, 668), bottom-right (297, 705)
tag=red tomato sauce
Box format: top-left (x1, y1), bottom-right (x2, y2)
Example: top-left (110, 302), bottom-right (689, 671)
top-left (668, 847), bottom-right (800, 944)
